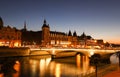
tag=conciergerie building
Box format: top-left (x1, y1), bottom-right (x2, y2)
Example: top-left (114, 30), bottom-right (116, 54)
top-left (0, 17), bottom-right (104, 48)
top-left (21, 19), bottom-right (102, 48)
top-left (21, 19), bottom-right (79, 48)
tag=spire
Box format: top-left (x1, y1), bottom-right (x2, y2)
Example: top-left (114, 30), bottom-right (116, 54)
top-left (22, 21), bottom-right (27, 31)
top-left (73, 31), bottom-right (77, 36)
top-left (68, 30), bottom-right (72, 36)
top-left (24, 21), bottom-right (26, 30)
top-left (42, 19), bottom-right (49, 28)
top-left (82, 32), bottom-right (86, 36)
top-left (44, 19), bottom-right (47, 25)
top-left (81, 32), bottom-right (86, 39)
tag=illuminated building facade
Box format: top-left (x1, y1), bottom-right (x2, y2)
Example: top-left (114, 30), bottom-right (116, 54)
top-left (21, 19), bottom-right (105, 48)
top-left (0, 17), bottom-right (106, 48)
top-left (21, 20), bottom-right (78, 47)
top-left (0, 17), bottom-right (21, 47)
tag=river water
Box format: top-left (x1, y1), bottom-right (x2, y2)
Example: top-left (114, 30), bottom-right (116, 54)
top-left (0, 54), bottom-right (118, 77)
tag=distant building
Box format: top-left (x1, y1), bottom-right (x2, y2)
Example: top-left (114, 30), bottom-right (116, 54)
top-left (96, 39), bottom-right (104, 48)
top-left (78, 32), bottom-right (96, 48)
top-left (21, 20), bottom-right (78, 48)
top-left (0, 17), bottom-right (21, 47)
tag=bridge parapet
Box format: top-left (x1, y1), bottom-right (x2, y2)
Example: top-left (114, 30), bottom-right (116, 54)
top-left (30, 48), bottom-right (119, 59)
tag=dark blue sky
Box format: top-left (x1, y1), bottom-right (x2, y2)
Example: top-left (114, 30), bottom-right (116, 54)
top-left (0, 0), bottom-right (120, 43)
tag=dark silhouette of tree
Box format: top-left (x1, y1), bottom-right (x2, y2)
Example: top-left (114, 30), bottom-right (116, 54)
top-left (90, 54), bottom-right (101, 77)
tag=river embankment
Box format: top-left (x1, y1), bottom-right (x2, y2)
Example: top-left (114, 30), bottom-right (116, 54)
top-left (85, 64), bottom-right (119, 77)
top-left (0, 47), bottom-right (30, 57)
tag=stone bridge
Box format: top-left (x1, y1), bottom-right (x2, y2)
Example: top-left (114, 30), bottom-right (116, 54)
top-left (30, 48), bottom-right (120, 59)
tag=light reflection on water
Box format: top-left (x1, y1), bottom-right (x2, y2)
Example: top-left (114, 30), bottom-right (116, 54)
top-left (30, 54), bottom-right (95, 77)
top-left (0, 54), bottom-right (96, 77)
top-left (110, 54), bottom-right (119, 64)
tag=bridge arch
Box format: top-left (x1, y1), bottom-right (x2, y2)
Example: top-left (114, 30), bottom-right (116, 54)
top-left (49, 49), bottom-right (92, 59)
top-left (30, 48), bottom-right (119, 60)
top-left (90, 51), bottom-right (120, 64)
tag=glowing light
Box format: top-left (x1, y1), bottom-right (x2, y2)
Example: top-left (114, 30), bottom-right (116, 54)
top-left (76, 54), bottom-right (80, 68)
top-left (0, 42), bottom-right (3, 46)
top-left (94, 40), bottom-right (97, 43)
top-left (104, 41), bottom-right (106, 43)
top-left (89, 49), bottom-right (95, 56)
top-left (55, 64), bottom-right (61, 77)
top-left (14, 61), bottom-right (20, 72)
top-left (14, 42), bottom-right (19, 47)
top-left (15, 61), bottom-right (20, 64)
top-left (46, 58), bottom-right (51, 66)
top-left (40, 59), bottom-right (46, 77)
top-left (52, 48), bottom-right (55, 55)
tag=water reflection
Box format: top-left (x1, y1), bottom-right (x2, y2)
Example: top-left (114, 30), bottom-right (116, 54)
top-left (0, 54), bottom-right (95, 77)
top-left (76, 54), bottom-right (95, 76)
top-left (0, 57), bottom-right (21, 77)
top-left (110, 54), bottom-right (119, 64)
top-left (13, 61), bottom-right (20, 77)
top-left (48, 54), bottom-right (95, 77)
top-left (28, 57), bottom-right (51, 77)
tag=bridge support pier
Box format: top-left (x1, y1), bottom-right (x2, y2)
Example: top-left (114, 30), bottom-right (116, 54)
top-left (51, 55), bottom-right (56, 59)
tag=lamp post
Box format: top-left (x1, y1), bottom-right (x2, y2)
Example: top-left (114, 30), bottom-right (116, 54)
top-left (90, 54), bottom-right (100, 77)
top-left (94, 57), bottom-right (99, 77)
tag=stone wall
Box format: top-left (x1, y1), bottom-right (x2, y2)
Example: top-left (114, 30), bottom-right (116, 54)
top-left (0, 47), bottom-right (30, 57)
top-left (30, 50), bottom-right (50, 56)
top-left (52, 52), bottom-right (77, 59)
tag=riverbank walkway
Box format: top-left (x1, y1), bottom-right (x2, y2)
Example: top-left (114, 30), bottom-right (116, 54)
top-left (85, 64), bottom-right (119, 77)
top-left (99, 64), bottom-right (120, 77)
top-left (103, 69), bottom-right (120, 77)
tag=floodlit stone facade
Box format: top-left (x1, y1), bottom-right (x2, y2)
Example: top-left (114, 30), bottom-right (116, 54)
top-left (21, 20), bottom-right (78, 48)
top-left (0, 17), bottom-right (21, 47)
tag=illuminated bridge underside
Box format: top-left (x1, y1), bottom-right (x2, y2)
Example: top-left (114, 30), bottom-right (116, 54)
top-left (30, 48), bottom-right (119, 58)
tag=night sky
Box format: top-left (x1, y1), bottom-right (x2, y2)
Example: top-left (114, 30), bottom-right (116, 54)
top-left (0, 0), bottom-right (120, 44)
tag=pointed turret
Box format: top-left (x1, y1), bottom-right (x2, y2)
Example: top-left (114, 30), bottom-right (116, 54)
top-left (68, 30), bottom-right (72, 36)
top-left (80, 32), bottom-right (86, 40)
top-left (24, 21), bottom-right (27, 31)
top-left (73, 31), bottom-right (77, 36)
top-left (44, 19), bottom-right (47, 24)
top-left (0, 17), bottom-right (4, 29)
top-left (42, 19), bottom-right (49, 28)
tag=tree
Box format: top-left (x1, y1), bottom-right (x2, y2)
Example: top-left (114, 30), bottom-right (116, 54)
top-left (90, 54), bottom-right (101, 77)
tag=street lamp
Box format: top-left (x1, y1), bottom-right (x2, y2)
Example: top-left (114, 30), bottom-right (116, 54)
top-left (90, 54), bottom-right (101, 77)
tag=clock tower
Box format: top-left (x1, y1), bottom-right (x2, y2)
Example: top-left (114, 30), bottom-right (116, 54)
top-left (42, 19), bottom-right (50, 46)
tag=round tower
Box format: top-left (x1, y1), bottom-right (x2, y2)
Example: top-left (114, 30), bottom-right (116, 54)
top-left (42, 19), bottom-right (50, 46)
top-left (0, 17), bottom-right (4, 29)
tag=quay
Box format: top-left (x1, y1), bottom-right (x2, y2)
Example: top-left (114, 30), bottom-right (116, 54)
top-left (0, 47), bottom-right (30, 57)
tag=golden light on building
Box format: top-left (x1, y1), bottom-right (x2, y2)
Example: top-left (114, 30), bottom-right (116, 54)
top-left (104, 40), bottom-right (106, 43)
top-left (94, 40), bottom-right (97, 43)
top-left (0, 17), bottom-right (21, 47)
top-left (55, 64), bottom-right (61, 77)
